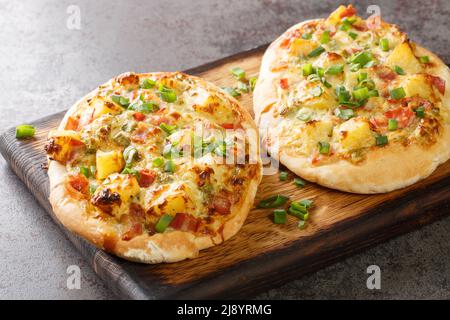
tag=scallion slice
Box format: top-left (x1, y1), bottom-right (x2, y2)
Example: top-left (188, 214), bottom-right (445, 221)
top-left (288, 207), bottom-right (309, 221)
top-left (249, 77), bottom-right (258, 92)
top-left (318, 141), bottom-right (330, 155)
top-left (152, 157), bottom-right (164, 168)
top-left (325, 64), bottom-right (344, 75)
top-left (15, 125), bottom-right (35, 139)
top-left (79, 166), bottom-right (90, 178)
top-left (294, 177), bottom-right (306, 188)
top-left (348, 31), bottom-right (358, 40)
top-left (309, 86), bottom-right (323, 97)
top-left (164, 159), bottom-right (176, 173)
top-left (380, 38), bottom-right (389, 51)
top-left (320, 30), bottom-right (330, 44)
top-left (394, 65), bottom-right (405, 75)
top-left (334, 108), bottom-right (355, 120)
top-left (155, 214), bottom-right (173, 233)
top-left (301, 33), bottom-right (312, 40)
top-left (302, 63), bottom-right (314, 76)
top-left (307, 46), bottom-right (325, 58)
top-left (158, 84), bottom-right (177, 103)
top-left (141, 78), bottom-right (156, 89)
top-left (279, 171), bottom-right (288, 181)
top-left (257, 195), bottom-right (289, 209)
top-left (353, 87), bottom-right (370, 101)
top-left (419, 56), bottom-right (430, 64)
top-left (223, 87), bottom-right (241, 97)
top-left (298, 220), bottom-right (307, 229)
top-left (350, 51), bottom-right (372, 67)
top-left (273, 209), bottom-right (287, 224)
top-left (230, 67), bottom-right (246, 80)
top-left (159, 123), bottom-right (178, 135)
top-left (389, 87), bottom-right (406, 100)
top-left (388, 119), bottom-right (398, 131)
top-left (415, 106), bottom-right (425, 118)
top-left (376, 135), bottom-right (388, 146)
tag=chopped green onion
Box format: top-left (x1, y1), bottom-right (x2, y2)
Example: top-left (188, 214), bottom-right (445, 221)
top-left (279, 171), bottom-right (288, 181)
top-left (158, 84), bottom-right (177, 103)
top-left (336, 85), bottom-right (351, 103)
top-left (348, 32), bottom-right (358, 40)
top-left (223, 87), bottom-right (241, 97)
top-left (415, 106), bottom-right (425, 118)
top-left (288, 207), bottom-right (309, 220)
top-left (237, 81), bottom-right (248, 93)
top-left (388, 119), bottom-right (398, 131)
top-left (358, 72), bottom-right (368, 83)
top-left (160, 123), bottom-right (178, 135)
top-left (318, 141), bottom-right (330, 155)
top-left (339, 23), bottom-right (351, 31)
top-left (389, 87), bottom-right (406, 100)
top-left (90, 165), bottom-right (96, 177)
top-left (123, 146), bottom-right (138, 166)
top-left (320, 30), bottom-right (330, 44)
top-left (380, 38), bottom-right (389, 51)
top-left (368, 89), bottom-right (379, 97)
top-left (334, 108), bottom-right (355, 120)
top-left (249, 77), bottom-right (258, 91)
top-left (89, 184), bottom-right (98, 195)
top-left (309, 86), bottom-right (323, 97)
top-left (294, 177), bottom-right (306, 188)
top-left (325, 64), bottom-right (344, 75)
top-left (301, 33), bottom-right (312, 40)
top-left (375, 135), bottom-right (388, 146)
top-left (230, 67), bottom-right (246, 80)
top-left (141, 78), bottom-right (156, 89)
top-left (257, 195), bottom-right (289, 209)
top-left (316, 67), bottom-right (325, 77)
top-left (164, 160), bottom-right (176, 173)
top-left (353, 87), bottom-right (370, 101)
top-left (299, 199), bottom-right (314, 208)
top-left (394, 65), bottom-right (405, 75)
top-left (155, 214), bottom-right (173, 233)
top-left (350, 51), bottom-right (373, 67)
top-left (302, 63), bottom-right (314, 76)
top-left (298, 220), bottom-right (307, 229)
top-left (121, 167), bottom-right (140, 179)
top-left (15, 125), bottom-right (35, 139)
top-left (79, 166), bottom-right (90, 178)
top-left (273, 209), bottom-right (287, 224)
top-left (111, 94), bottom-right (129, 107)
top-left (307, 46), bottom-right (325, 58)
top-left (290, 202), bottom-right (307, 213)
top-left (419, 56), bottom-right (430, 64)
top-left (152, 157), bottom-right (164, 167)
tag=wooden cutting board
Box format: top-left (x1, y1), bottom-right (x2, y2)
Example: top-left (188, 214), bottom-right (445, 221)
top-left (1, 44), bottom-right (449, 299)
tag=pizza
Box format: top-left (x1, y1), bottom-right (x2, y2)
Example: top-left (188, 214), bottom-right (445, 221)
top-left (45, 72), bottom-right (262, 263)
top-left (253, 5), bottom-right (450, 193)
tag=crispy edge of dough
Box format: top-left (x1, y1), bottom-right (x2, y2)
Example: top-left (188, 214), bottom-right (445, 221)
top-left (48, 72), bottom-right (262, 263)
top-left (254, 20), bottom-right (450, 194)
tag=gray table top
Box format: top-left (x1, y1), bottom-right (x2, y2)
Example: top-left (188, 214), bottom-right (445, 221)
top-left (1, 0), bottom-right (449, 299)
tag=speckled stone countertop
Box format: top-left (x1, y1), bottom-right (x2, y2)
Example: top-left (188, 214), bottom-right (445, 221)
top-left (0, 0), bottom-right (449, 299)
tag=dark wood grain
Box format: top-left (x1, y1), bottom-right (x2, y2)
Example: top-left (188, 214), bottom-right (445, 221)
top-left (1, 45), bottom-right (449, 299)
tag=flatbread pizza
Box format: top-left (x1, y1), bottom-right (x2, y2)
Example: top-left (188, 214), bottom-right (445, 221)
top-left (254, 5), bottom-right (450, 193)
top-left (45, 72), bottom-right (262, 263)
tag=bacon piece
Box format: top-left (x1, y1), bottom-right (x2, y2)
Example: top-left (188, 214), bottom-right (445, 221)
top-left (169, 213), bottom-right (199, 232)
top-left (429, 75), bottom-right (446, 95)
top-left (66, 174), bottom-right (89, 195)
top-left (339, 5), bottom-right (356, 18)
top-left (139, 169), bottom-right (156, 188)
top-left (65, 117), bottom-right (79, 131)
top-left (212, 193), bottom-right (232, 215)
top-left (133, 112), bottom-right (146, 121)
top-left (122, 223), bottom-right (143, 241)
top-left (220, 123), bottom-right (235, 129)
top-left (385, 107), bottom-right (415, 128)
top-left (279, 78), bottom-right (289, 90)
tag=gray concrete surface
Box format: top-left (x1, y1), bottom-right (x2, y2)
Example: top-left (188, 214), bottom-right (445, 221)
top-left (0, 0), bottom-right (449, 299)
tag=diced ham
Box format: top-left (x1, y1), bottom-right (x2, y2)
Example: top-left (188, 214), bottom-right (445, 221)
top-left (169, 213), bottom-right (199, 232)
top-left (385, 107), bottom-right (415, 128)
top-left (339, 5), bottom-right (356, 18)
top-left (212, 193), bottom-right (232, 215)
top-left (279, 78), bottom-right (289, 90)
top-left (429, 75), bottom-right (446, 95)
top-left (138, 169), bottom-right (156, 188)
top-left (67, 174), bottom-right (89, 195)
top-left (133, 112), bottom-right (146, 121)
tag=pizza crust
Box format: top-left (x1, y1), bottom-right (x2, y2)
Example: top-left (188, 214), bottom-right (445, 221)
top-left (254, 20), bottom-right (450, 194)
top-left (48, 72), bottom-right (262, 263)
